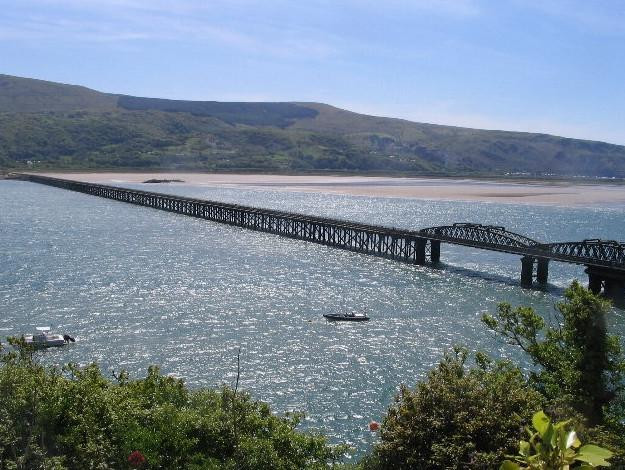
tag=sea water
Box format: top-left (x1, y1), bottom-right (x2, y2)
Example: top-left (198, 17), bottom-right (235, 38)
top-left (1, 179), bottom-right (624, 457)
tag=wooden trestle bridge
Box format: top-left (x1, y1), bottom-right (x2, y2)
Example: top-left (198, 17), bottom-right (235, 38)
top-left (17, 174), bottom-right (625, 303)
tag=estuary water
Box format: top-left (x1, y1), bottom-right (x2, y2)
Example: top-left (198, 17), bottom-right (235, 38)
top-left (2, 179), bottom-right (625, 457)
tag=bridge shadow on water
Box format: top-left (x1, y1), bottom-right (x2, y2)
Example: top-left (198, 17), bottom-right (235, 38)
top-left (424, 262), bottom-right (566, 297)
top-left (426, 263), bottom-right (625, 309)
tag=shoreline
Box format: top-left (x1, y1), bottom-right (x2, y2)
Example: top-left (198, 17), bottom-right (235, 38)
top-left (27, 171), bottom-right (625, 207)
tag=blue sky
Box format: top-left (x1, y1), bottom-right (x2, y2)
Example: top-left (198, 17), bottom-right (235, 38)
top-left (1, 0), bottom-right (624, 144)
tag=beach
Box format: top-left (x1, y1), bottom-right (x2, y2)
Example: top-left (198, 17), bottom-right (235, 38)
top-left (37, 172), bottom-right (625, 207)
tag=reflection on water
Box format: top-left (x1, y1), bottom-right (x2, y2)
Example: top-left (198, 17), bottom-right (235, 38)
top-left (1, 180), bottom-right (624, 456)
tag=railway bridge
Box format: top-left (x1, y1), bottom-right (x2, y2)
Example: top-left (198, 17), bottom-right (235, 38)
top-left (16, 174), bottom-right (625, 303)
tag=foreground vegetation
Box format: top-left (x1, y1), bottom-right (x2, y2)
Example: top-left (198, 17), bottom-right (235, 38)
top-left (0, 344), bottom-right (345, 469)
top-left (362, 281), bottom-right (625, 469)
top-left (2, 282), bottom-right (623, 469)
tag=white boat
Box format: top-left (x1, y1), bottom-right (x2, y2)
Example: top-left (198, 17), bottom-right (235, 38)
top-left (23, 327), bottom-right (70, 349)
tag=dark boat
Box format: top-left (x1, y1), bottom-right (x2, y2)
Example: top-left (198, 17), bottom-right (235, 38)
top-left (323, 313), bottom-right (370, 322)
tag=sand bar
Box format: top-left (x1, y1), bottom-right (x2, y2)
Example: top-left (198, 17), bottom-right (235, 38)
top-left (37, 172), bottom-right (625, 207)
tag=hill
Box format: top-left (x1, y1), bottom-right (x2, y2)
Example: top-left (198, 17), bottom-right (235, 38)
top-left (0, 74), bottom-right (117, 113)
top-left (1, 74), bottom-right (624, 177)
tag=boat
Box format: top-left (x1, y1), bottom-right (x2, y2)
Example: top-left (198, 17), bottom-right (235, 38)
top-left (323, 313), bottom-right (370, 322)
top-left (23, 327), bottom-right (74, 349)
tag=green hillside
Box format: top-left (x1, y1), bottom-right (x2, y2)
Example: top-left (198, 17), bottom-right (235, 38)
top-left (117, 96), bottom-right (318, 127)
top-left (1, 74), bottom-right (624, 177)
top-left (0, 74), bottom-right (117, 113)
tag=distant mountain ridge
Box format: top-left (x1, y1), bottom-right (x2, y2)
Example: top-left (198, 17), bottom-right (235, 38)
top-left (1, 73), bottom-right (624, 177)
top-left (0, 74), bottom-right (118, 112)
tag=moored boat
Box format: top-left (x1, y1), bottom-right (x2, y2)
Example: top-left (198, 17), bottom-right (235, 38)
top-left (323, 313), bottom-right (370, 322)
top-left (23, 327), bottom-right (73, 349)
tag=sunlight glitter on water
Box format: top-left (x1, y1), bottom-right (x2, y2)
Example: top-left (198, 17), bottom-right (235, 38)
top-left (1, 180), bottom-right (624, 455)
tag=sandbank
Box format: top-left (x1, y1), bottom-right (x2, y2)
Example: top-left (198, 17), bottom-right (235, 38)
top-left (37, 172), bottom-right (625, 207)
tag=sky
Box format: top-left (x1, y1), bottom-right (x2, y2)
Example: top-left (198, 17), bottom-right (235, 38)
top-left (1, 0), bottom-right (624, 145)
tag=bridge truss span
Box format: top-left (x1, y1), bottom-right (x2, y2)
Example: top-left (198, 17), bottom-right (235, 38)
top-left (534, 239), bottom-right (625, 270)
top-left (419, 223), bottom-right (539, 253)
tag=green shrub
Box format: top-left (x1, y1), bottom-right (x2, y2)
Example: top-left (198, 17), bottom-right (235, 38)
top-left (482, 281), bottom-right (625, 466)
top-left (365, 348), bottom-right (543, 469)
top-left (482, 281), bottom-right (625, 426)
top-left (0, 342), bottom-right (346, 469)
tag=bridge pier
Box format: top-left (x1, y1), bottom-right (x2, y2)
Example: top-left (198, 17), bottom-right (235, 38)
top-left (536, 258), bottom-right (549, 284)
top-left (588, 271), bottom-right (603, 294)
top-left (414, 238), bottom-right (439, 265)
top-left (520, 256), bottom-right (549, 288)
top-left (416, 238), bottom-right (426, 264)
top-left (430, 240), bottom-right (441, 263)
top-left (520, 256), bottom-right (534, 287)
top-left (586, 266), bottom-right (625, 306)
